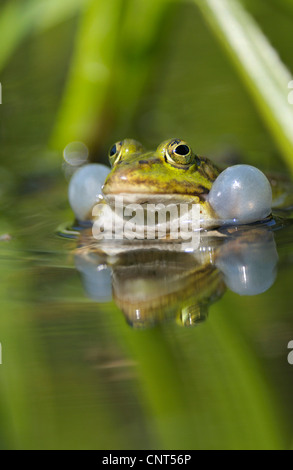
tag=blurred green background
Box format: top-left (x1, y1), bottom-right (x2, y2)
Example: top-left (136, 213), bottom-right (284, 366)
top-left (1, 0), bottom-right (293, 450)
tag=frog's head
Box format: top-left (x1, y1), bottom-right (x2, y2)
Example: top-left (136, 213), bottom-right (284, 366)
top-left (102, 138), bottom-right (220, 206)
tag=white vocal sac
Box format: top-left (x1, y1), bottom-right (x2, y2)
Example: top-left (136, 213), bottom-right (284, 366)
top-left (68, 163), bottom-right (111, 221)
top-left (207, 164), bottom-right (272, 224)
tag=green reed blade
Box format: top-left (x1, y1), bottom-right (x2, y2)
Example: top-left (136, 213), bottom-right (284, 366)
top-left (50, 0), bottom-right (173, 152)
top-left (193, 0), bottom-right (293, 172)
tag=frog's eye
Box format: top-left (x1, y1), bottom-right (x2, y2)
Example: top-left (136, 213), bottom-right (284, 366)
top-left (165, 139), bottom-right (195, 167)
top-left (108, 139), bottom-right (144, 166)
top-left (108, 141), bottom-right (123, 166)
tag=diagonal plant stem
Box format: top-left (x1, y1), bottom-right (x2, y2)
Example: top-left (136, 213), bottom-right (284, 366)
top-left (194, 0), bottom-right (293, 172)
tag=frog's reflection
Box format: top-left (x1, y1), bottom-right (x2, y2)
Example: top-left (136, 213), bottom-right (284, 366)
top-left (74, 226), bottom-right (279, 328)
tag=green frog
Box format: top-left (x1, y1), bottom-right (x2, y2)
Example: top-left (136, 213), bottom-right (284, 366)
top-left (69, 138), bottom-right (293, 229)
top-left (102, 138), bottom-right (293, 228)
top-left (68, 139), bottom-right (284, 327)
top-left (102, 138), bottom-right (221, 223)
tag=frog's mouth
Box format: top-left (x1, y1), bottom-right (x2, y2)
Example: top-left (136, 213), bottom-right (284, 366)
top-left (99, 170), bottom-right (219, 228)
top-left (102, 172), bottom-right (208, 206)
top-left (103, 192), bottom-right (202, 207)
top-left (101, 186), bottom-right (218, 228)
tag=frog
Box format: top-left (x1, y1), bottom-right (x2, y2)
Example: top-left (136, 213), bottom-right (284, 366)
top-left (101, 138), bottom-right (277, 228)
top-left (102, 138), bottom-right (221, 224)
top-left (68, 137), bottom-right (292, 233)
top-left (67, 140), bottom-right (282, 327)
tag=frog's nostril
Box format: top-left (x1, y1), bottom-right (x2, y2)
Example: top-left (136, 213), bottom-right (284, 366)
top-left (139, 160), bottom-right (150, 165)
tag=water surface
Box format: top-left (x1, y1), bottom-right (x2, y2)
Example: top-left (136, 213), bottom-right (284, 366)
top-left (1, 172), bottom-right (293, 450)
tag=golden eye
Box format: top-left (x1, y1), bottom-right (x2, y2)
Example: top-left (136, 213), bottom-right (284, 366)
top-left (108, 141), bottom-right (123, 166)
top-left (108, 139), bottom-right (144, 166)
top-left (165, 139), bottom-right (195, 167)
